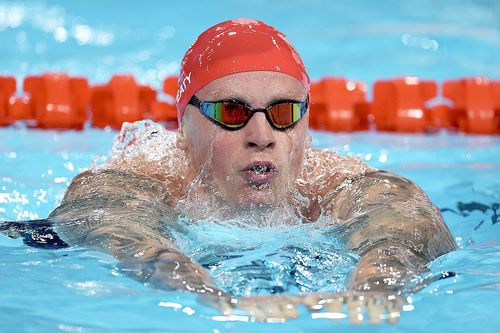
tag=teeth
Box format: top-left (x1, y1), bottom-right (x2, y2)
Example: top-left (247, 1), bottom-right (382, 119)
top-left (252, 165), bottom-right (268, 172)
top-left (251, 183), bottom-right (270, 190)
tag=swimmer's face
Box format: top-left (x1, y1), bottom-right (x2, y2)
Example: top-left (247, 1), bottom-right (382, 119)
top-left (177, 71), bottom-right (310, 207)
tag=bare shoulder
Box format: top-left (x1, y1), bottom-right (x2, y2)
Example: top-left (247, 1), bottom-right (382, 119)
top-left (299, 147), bottom-right (374, 178)
top-left (91, 122), bottom-right (189, 199)
top-left (62, 168), bottom-right (171, 205)
top-left (330, 169), bottom-right (435, 220)
top-left (62, 122), bottom-right (189, 206)
top-left (294, 148), bottom-right (375, 221)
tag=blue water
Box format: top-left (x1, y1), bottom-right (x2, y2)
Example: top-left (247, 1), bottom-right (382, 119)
top-left (1, 0), bottom-right (500, 332)
top-left (1, 127), bottom-right (499, 332)
top-left (0, 0), bottom-right (498, 90)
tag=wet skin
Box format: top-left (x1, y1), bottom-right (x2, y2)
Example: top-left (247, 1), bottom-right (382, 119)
top-left (177, 71), bottom-right (310, 209)
top-left (48, 71), bottom-right (457, 324)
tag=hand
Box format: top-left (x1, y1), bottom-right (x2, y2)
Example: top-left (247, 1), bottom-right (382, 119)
top-left (297, 291), bottom-right (405, 324)
top-left (200, 291), bottom-right (405, 325)
top-left (118, 252), bottom-right (227, 297)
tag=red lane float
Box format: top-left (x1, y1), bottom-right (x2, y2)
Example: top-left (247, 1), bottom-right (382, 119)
top-left (0, 72), bottom-right (498, 134)
top-left (7, 96), bottom-right (31, 122)
top-left (309, 77), bottom-right (369, 131)
top-left (23, 73), bottom-right (90, 129)
top-left (372, 77), bottom-right (437, 132)
top-left (91, 75), bottom-right (156, 129)
top-left (428, 104), bottom-right (455, 130)
top-left (0, 76), bottom-right (18, 126)
top-left (150, 101), bottom-right (177, 124)
top-left (443, 77), bottom-right (499, 134)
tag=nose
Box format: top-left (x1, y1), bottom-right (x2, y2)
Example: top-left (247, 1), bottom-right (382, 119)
top-left (243, 112), bottom-right (276, 150)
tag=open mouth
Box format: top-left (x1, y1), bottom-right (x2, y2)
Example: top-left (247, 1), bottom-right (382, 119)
top-left (241, 161), bottom-right (278, 187)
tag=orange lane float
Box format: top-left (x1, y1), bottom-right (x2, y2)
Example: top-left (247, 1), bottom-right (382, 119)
top-left (7, 95), bottom-right (31, 123)
top-left (428, 104), bottom-right (455, 130)
top-left (309, 77), bottom-right (369, 131)
top-left (372, 77), bottom-right (438, 133)
top-left (443, 77), bottom-right (500, 134)
top-left (0, 72), bottom-right (498, 134)
top-left (22, 73), bottom-right (90, 129)
top-left (90, 74), bottom-right (157, 129)
top-left (0, 76), bottom-right (18, 126)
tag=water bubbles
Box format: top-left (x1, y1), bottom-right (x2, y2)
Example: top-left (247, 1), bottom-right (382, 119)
top-left (158, 25), bottom-right (175, 39)
top-left (53, 26), bottom-right (68, 43)
top-left (0, 4), bottom-right (25, 30)
top-left (94, 30), bottom-right (114, 46)
top-left (90, 154), bottom-right (108, 169)
top-left (34, 188), bottom-right (47, 204)
top-left (158, 301), bottom-right (183, 309)
top-left (73, 24), bottom-right (92, 45)
top-left (15, 209), bottom-right (38, 220)
top-left (107, 120), bottom-right (176, 161)
top-left (64, 162), bottom-right (74, 172)
top-left (96, 120), bottom-right (190, 192)
top-left (378, 150), bottom-right (388, 163)
top-left (0, 190), bottom-right (29, 205)
top-left (297, 147), bottom-right (373, 195)
top-left (71, 24), bottom-right (114, 46)
top-left (401, 34), bottom-right (439, 52)
top-left (182, 306), bottom-right (195, 315)
top-left (175, 219), bottom-right (357, 297)
top-left (53, 177), bottom-right (67, 184)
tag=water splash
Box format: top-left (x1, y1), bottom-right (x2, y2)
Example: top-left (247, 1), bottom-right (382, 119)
top-left (94, 120), bottom-right (189, 183)
top-left (172, 220), bottom-right (359, 297)
top-left (83, 120), bottom-right (387, 298)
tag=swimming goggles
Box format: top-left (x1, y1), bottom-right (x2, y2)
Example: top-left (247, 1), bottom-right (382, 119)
top-left (188, 95), bottom-right (309, 130)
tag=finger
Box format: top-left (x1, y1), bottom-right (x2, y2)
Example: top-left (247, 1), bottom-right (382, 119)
top-left (323, 296), bottom-right (344, 321)
top-left (386, 295), bottom-right (403, 324)
top-left (367, 295), bottom-right (386, 325)
top-left (279, 300), bottom-right (299, 319)
top-left (302, 293), bottom-right (323, 311)
top-left (346, 294), bottom-right (367, 324)
top-left (218, 299), bottom-right (234, 316)
top-left (257, 301), bottom-right (288, 322)
top-left (238, 299), bottom-right (267, 322)
top-left (197, 293), bottom-right (233, 316)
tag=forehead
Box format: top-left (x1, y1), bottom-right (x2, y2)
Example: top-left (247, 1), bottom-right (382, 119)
top-left (196, 71), bottom-right (308, 106)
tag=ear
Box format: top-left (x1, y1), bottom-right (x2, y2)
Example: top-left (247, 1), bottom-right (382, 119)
top-left (305, 132), bottom-right (312, 146)
top-left (176, 122), bottom-right (188, 151)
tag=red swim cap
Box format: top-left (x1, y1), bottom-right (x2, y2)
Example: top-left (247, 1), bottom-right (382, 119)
top-left (176, 18), bottom-right (310, 120)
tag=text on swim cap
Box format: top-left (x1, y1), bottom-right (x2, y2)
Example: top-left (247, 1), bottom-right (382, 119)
top-left (176, 71), bottom-right (192, 103)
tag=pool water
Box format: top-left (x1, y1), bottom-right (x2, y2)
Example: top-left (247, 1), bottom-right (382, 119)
top-left (1, 126), bottom-right (499, 332)
top-left (1, 0), bottom-right (500, 332)
top-left (1, 0), bottom-right (498, 88)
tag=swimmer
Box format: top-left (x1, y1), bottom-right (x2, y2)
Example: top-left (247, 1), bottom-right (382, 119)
top-left (36, 19), bottom-right (457, 323)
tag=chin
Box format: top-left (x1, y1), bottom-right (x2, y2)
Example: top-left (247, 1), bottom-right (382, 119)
top-left (233, 185), bottom-right (281, 207)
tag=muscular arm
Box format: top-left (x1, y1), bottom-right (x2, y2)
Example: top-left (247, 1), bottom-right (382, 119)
top-left (49, 169), bottom-right (224, 296)
top-left (330, 170), bottom-right (456, 291)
